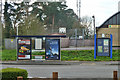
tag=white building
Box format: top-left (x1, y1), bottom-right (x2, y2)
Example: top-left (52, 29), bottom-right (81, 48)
top-left (118, 1), bottom-right (120, 11)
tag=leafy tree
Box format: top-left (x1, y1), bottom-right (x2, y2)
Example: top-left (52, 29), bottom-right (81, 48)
top-left (42, 2), bottom-right (77, 33)
top-left (3, 2), bottom-right (13, 38)
top-left (10, 2), bottom-right (30, 35)
top-left (18, 14), bottom-right (46, 35)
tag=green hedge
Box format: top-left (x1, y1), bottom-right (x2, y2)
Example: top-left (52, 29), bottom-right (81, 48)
top-left (1, 68), bottom-right (28, 80)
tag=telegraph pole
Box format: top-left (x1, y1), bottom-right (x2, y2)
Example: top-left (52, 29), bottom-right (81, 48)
top-left (76, 0), bottom-right (81, 48)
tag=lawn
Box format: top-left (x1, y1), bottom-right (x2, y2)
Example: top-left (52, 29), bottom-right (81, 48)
top-left (1, 49), bottom-right (120, 61)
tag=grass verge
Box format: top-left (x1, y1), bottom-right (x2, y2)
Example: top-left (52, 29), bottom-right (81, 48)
top-left (1, 49), bottom-right (120, 61)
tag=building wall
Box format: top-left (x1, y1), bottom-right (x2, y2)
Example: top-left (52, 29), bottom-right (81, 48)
top-left (97, 26), bottom-right (120, 46)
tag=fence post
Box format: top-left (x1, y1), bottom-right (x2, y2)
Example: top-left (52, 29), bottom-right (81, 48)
top-left (113, 71), bottom-right (118, 80)
top-left (17, 76), bottom-right (23, 80)
top-left (53, 72), bottom-right (58, 80)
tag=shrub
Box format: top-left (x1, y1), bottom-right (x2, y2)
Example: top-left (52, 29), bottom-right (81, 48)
top-left (1, 68), bottom-right (28, 80)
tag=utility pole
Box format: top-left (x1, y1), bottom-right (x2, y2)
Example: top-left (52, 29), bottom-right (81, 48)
top-left (77, 0), bottom-right (81, 21)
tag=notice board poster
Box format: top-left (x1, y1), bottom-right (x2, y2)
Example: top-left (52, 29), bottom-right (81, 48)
top-left (45, 39), bottom-right (60, 60)
top-left (17, 39), bottom-right (31, 60)
top-left (97, 38), bottom-right (110, 56)
top-left (35, 38), bottom-right (42, 50)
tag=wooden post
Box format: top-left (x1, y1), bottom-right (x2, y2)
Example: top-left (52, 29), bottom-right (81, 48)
top-left (53, 72), bottom-right (58, 80)
top-left (113, 71), bottom-right (118, 80)
top-left (17, 76), bottom-right (23, 80)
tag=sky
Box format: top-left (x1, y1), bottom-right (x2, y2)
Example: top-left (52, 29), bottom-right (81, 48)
top-left (1, 0), bottom-right (120, 27)
top-left (66, 0), bottom-right (120, 27)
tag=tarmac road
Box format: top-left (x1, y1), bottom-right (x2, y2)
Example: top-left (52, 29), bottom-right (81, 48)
top-left (2, 64), bottom-right (118, 79)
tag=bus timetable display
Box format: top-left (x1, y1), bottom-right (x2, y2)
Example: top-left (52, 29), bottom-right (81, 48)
top-left (45, 39), bottom-right (60, 60)
top-left (17, 39), bottom-right (31, 60)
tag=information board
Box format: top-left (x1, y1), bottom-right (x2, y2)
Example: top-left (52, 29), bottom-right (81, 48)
top-left (17, 39), bottom-right (31, 60)
top-left (96, 38), bottom-right (110, 56)
top-left (45, 39), bottom-right (60, 60)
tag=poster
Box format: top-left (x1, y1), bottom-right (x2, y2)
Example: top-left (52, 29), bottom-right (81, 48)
top-left (17, 39), bottom-right (31, 60)
top-left (104, 39), bottom-right (109, 46)
top-left (35, 38), bottom-right (42, 50)
top-left (98, 46), bottom-right (102, 52)
top-left (45, 39), bottom-right (60, 60)
top-left (104, 47), bottom-right (109, 53)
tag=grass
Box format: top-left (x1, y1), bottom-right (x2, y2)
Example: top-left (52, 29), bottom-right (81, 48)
top-left (1, 49), bottom-right (17, 61)
top-left (1, 49), bottom-right (120, 61)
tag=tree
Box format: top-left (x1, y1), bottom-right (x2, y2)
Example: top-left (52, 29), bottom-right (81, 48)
top-left (81, 16), bottom-right (93, 38)
top-left (10, 2), bottom-right (30, 35)
top-left (18, 14), bottom-right (46, 35)
top-left (42, 2), bottom-right (77, 33)
top-left (4, 2), bottom-right (13, 38)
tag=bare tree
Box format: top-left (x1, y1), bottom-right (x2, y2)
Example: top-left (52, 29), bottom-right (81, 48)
top-left (81, 16), bottom-right (93, 38)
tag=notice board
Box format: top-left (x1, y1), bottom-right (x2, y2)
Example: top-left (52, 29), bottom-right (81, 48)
top-left (96, 38), bottom-right (110, 56)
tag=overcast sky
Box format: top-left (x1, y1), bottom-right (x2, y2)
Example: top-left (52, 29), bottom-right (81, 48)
top-left (1, 0), bottom-right (120, 27)
top-left (66, 0), bottom-right (120, 27)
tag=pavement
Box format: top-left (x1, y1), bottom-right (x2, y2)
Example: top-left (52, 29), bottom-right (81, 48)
top-left (62, 47), bottom-right (120, 50)
top-left (32, 47), bottom-right (120, 52)
top-left (1, 60), bottom-right (120, 65)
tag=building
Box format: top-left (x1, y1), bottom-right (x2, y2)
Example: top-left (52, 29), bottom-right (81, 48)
top-left (96, 11), bottom-right (120, 46)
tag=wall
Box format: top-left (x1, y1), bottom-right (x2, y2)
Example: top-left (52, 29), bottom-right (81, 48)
top-left (4, 39), bottom-right (16, 49)
top-left (69, 39), bottom-right (94, 47)
top-left (60, 38), bottom-right (69, 48)
top-left (97, 27), bottom-right (120, 46)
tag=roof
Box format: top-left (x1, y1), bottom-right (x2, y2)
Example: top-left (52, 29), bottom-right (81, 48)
top-left (12, 35), bottom-right (66, 38)
top-left (98, 11), bottom-right (120, 28)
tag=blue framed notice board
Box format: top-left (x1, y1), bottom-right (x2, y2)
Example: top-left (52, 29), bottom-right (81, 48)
top-left (94, 34), bottom-right (112, 59)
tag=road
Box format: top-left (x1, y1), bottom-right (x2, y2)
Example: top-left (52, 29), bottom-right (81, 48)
top-left (2, 64), bottom-right (118, 78)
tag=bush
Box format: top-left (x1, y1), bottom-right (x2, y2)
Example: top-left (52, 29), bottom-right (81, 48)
top-left (1, 68), bottom-right (28, 80)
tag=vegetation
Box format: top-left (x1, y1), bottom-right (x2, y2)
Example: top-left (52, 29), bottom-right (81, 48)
top-left (2, 1), bottom-right (93, 38)
top-left (1, 68), bottom-right (28, 80)
top-left (2, 49), bottom-right (120, 61)
top-left (2, 49), bottom-right (17, 61)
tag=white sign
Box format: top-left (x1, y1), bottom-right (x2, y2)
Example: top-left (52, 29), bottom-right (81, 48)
top-left (35, 38), bottom-right (42, 49)
top-left (59, 27), bottom-right (66, 33)
top-left (102, 34), bottom-right (105, 38)
top-left (35, 56), bottom-right (43, 59)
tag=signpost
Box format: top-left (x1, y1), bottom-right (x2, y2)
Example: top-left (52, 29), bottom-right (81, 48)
top-left (94, 34), bottom-right (112, 59)
top-left (17, 39), bottom-right (32, 60)
top-left (45, 39), bottom-right (60, 60)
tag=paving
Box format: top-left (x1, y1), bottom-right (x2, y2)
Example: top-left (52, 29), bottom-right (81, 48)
top-left (1, 60), bottom-right (120, 65)
top-left (32, 47), bottom-right (120, 52)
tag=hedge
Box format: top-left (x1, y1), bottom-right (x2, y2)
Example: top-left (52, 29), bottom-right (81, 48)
top-left (1, 68), bottom-right (28, 80)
